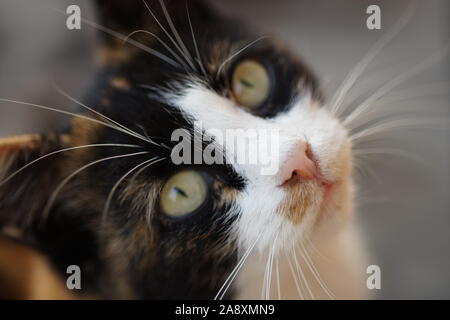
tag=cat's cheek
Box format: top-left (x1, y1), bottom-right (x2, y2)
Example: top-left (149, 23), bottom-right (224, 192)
top-left (314, 178), bottom-right (355, 234)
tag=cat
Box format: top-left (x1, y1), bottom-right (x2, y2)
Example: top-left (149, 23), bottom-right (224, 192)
top-left (0, 0), bottom-right (369, 299)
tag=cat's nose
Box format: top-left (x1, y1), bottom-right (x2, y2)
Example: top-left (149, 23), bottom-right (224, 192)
top-left (280, 142), bottom-right (318, 185)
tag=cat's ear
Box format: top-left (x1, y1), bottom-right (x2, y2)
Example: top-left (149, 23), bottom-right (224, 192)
top-left (94, 0), bottom-right (147, 41)
top-left (94, 0), bottom-right (197, 39)
top-left (0, 134), bottom-right (68, 226)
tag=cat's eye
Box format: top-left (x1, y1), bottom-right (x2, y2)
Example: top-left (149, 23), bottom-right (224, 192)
top-left (231, 60), bottom-right (271, 109)
top-left (160, 170), bottom-right (208, 218)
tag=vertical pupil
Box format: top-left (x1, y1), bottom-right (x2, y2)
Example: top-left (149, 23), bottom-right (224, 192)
top-left (240, 78), bottom-right (254, 88)
top-left (173, 186), bottom-right (188, 198)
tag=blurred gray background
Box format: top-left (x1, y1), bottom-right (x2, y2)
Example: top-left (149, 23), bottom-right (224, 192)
top-left (0, 0), bottom-right (449, 299)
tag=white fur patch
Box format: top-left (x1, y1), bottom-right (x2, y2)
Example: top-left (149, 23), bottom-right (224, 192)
top-left (165, 82), bottom-right (353, 255)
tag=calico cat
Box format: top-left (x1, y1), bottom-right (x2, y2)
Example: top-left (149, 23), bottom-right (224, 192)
top-left (0, 0), bottom-right (368, 299)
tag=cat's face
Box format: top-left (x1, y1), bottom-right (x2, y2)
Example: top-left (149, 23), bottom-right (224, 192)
top-left (0, 0), bottom-right (353, 299)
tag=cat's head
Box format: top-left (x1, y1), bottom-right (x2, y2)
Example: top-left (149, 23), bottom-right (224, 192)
top-left (0, 0), bottom-right (353, 298)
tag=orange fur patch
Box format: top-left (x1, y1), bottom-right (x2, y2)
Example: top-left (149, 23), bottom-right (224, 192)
top-left (0, 135), bottom-right (40, 155)
top-left (277, 181), bottom-right (316, 225)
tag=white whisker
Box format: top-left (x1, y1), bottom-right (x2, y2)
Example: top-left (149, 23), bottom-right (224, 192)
top-left (329, 4), bottom-right (416, 116)
top-left (158, 0), bottom-right (196, 71)
top-left (0, 143), bottom-right (141, 188)
top-left (265, 234), bottom-right (277, 300)
top-left (0, 98), bottom-right (168, 149)
top-left (349, 81), bottom-right (450, 124)
top-left (214, 234), bottom-right (261, 300)
top-left (286, 254), bottom-right (304, 300)
top-left (52, 83), bottom-right (165, 148)
top-left (101, 156), bottom-right (165, 228)
top-left (123, 29), bottom-right (189, 71)
top-left (353, 147), bottom-right (428, 167)
top-left (267, 249), bottom-right (275, 300)
top-left (350, 117), bottom-right (448, 143)
top-left (344, 43), bottom-right (450, 127)
top-left (353, 157), bottom-right (383, 185)
top-left (293, 248), bottom-right (314, 299)
top-left (304, 238), bottom-right (333, 263)
top-left (216, 36), bottom-right (269, 78)
top-left (142, 0), bottom-right (193, 71)
top-left (41, 151), bottom-right (149, 226)
top-left (186, 1), bottom-right (207, 77)
top-left (275, 258), bottom-right (281, 300)
top-left (261, 251), bottom-right (270, 300)
top-left (299, 245), bottom-right (334, 299)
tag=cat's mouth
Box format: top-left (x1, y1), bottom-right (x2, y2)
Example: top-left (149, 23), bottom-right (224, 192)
top-left (277, 176), bottom-right (336, 225)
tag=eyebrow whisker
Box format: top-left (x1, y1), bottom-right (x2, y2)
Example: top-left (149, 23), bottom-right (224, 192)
top-left (142, 0), bottom-right (195, 72)
top-left (216, 36), bottom-right (269, 78)
top-left (158, 0), bottom-right (196, 71)
top-left (185, 1), bottom-right (207, 77)
top-left (123, 29), bottom-right (190, 71)
top-left (101, 156), bottom-right (165, 231)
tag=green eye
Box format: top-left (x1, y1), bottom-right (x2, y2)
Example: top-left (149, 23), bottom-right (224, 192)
top-left (160, 170), bottom-right (208, 217)
top-left (231, 60), bottom-right (271, 109)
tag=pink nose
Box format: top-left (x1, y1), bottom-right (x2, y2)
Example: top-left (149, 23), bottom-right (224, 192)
top-left (280, 142), bottom-right (318, 184)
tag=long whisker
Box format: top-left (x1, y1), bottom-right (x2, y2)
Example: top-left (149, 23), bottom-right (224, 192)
top-left (304, 238), bottom-right (333, 263)
top-left (265, 234), bottom-right (277, 300)
top-left (216, 36), bottom-right (269, 78)
top-left (350, 117), bottom-right (448, 143)
top-left (158, 0), bottom-right (196, 71)
top-left (353, 147), bottom-right (428, 167)
top-left (286, 254), bottom-right (304, 300)
top-left (275, 258), bottom-right (281, 300)
top-left (267, 246), bottom-right (275, 300)
top-left (52, 84), bottom-right (165, 148)
top-left (344, 43), bottom-right (450, 127)
top-left (0, 143), bottom-right (141, 188)
top-left (261, 251), bottom-right (270, 300)
top-left (299, 245), bottom-right (334, 299)
top-left (0, 98), bottom-right (113, 130)
top-left (344, 81), bottom-right (450, 126)
top-left (41, 151), bottom-right (149, 226)
top-left (329, 4), bottom-right (416, 116)
top-left (214, 234), bottom-right (261, 300)
top-left (185, 1), bottom-right (207, 77)
top-left (0, 98), bottom-right (166, 149)
top-left (269, 250), bottom-right (275, 300)
top-left (123, 29), bottom-right (189, 71)
top-left (141, 0), bottom-right (192, 71)
top-left (292, 248), bottom-right (314, 299)
top-left (353, 156), bottom-right (383, 185)
top-left (101, 156), bottom-right (165, 228)
top-left (373, 81), bottom-right (450, 106)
